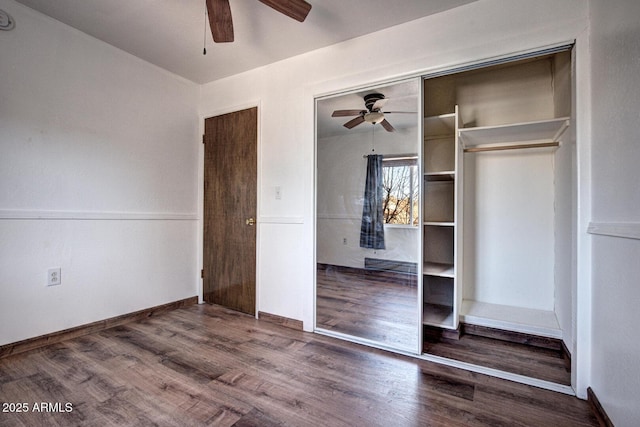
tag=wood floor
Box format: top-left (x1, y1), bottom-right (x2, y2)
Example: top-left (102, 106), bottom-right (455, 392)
top-left (423, 328), bottom-right (571, 385)
top-left (316, 265), bottom-right (571, 385)
top-left (0, 304), bottom-right (597, 426)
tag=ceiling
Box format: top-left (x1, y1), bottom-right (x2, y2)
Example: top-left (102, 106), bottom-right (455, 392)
top-left (14, 0), bottom-right (477, 84)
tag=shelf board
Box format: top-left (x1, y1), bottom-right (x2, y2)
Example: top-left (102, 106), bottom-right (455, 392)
top-left (424, 113), bottom-right (455, 139)
top-left (458, 117), bottom-right (570, 148)
top-left (423, 221), bottom-right (454, 227)
top-left (460, 300), bottom-right (562, 339)
top-left (422, 303), bottom-right (454, 328)
top-left (423, 262), bottom-right (454, 278)
top-left (424, 171), bottom-right (455, 181)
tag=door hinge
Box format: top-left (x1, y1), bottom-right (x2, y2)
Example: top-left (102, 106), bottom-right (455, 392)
top-left (201, 269), bottom-right (204, 279)
top-left (202, 134), bottom-right (205, 144)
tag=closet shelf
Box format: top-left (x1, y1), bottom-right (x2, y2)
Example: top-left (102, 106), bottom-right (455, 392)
top-left (424, 113), bottom-right (456, 139)
top-left (423, 303), bottom-right (454, 328)
top-left (460, 300), bottom-right (562, 339)
top-left (423, 262), bottom-right (454, 278)
top-left (424, 171), bottom-right (455, 181)
top-left (423, 221), bottom-right (454, 227)
top-left (458, 117), bottom-right (570, 148)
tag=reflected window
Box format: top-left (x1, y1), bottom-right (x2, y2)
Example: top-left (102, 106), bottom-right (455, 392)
top-left (382, 157), bottom-right (419, 226)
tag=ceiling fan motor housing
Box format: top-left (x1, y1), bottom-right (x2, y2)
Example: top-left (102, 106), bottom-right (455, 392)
top-left (364, 93), bottom-right (385, 112)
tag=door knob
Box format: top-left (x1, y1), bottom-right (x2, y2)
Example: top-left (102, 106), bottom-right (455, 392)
top-left (245, 218), bottom-right (256, 226)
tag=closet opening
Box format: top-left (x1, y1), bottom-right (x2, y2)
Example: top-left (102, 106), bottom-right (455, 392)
top-left (313, 43), bottom-right (577, 390)
top-left (421, 45), bottom-right (576, 386)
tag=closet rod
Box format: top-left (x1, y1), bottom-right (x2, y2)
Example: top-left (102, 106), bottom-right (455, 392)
top-left (464, 141), bottom-right (559, 153)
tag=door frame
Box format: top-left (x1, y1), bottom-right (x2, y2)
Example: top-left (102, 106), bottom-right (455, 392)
top-left (198, 101), bottom-right (262, 317)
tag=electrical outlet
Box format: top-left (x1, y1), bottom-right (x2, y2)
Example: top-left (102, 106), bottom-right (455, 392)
top-left (343, 237), bottom-right (347, 245)
top-left (48, 268), bottom-right (61, 286)
top-left (275, 186), bottom-right (282, 200)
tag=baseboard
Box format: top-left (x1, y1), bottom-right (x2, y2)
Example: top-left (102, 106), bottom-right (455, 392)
top-left (461, 323), bottom-right (563, 351)
top-left (587, 387), bottom-right (614, 427)
top-left (0, 296), bottom-right (198, 359)
top-left (561, 340), bottom-right (572, 372)
top-left (424, 324), bottom-right (461, 341)
top-left (364, 257), bottom-right (418, 275)
top-left (258, 311), bottom-right (303, 331)
top-left (317, 263), bottom-right (417, 287)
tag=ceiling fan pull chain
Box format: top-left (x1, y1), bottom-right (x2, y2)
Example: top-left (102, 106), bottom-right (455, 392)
top-left (371, 125), bottom-right (376, 152)
top-left (203, 2), bottom-right (207, 55)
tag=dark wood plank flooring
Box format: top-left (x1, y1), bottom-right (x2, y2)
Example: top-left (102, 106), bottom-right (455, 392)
top-left (316, 265), bottom-right (419, 350)
top-left (424, 330), bottom-right (571, 385)
top-left (317, 266), bottom-right (571, 385)
top-left (0, 304), bottom-right (596, 426)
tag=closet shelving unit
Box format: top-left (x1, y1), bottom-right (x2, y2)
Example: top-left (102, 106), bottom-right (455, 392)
top-left (421, 113), bottom-right (570, 333)
top-left (458, 117), bottom-right (570, 152)
top-left (422, 106), bottom-right (462, 329)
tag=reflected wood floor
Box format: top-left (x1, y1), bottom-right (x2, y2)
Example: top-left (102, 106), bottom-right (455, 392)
top-left (0, 304), bottom-right (597, 426)
top-left (316, 264), bottom-right (419, 350)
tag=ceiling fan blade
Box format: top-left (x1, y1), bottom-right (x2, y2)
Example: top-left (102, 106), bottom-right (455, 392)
top-left (382, 111), bottom-right (417, 114)
top-left (207, 0), bottom-right (234, 43)
top-left (258, 0), bottom-right (312, 22)
top-left (380, 119), bottom-right (396, 132)
top-left (344, 116), bottom-right (365, 129)
top-left (371, 98), bottom-right (388, 111)
top-left (332, 109), bottom-right (366, 117)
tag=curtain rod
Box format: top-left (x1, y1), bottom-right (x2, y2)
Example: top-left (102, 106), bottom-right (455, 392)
top-left (363, 153), bottom-right (418, 160)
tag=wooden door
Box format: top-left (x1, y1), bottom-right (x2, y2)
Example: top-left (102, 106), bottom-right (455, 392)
top-left (203, 107), bottom-right (257, 315)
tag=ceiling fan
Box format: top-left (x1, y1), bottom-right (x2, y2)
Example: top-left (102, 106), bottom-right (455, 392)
top-left (331, 93), bottom-right (413, 132)
top-left (206, 0), bottom-right (312, 43)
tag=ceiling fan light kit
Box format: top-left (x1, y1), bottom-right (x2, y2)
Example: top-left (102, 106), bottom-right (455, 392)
top-left (364, 111), bottom-right (385, 125)
top-left (206, 0), bottom-right (312, 43)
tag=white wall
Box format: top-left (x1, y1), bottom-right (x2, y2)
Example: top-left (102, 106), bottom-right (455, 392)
top-left (0, 0), bottom-right (200, 345)
top-left (198, 0), bottom-right (591, 391)
top-left (317, 127), bottom-right (420, 269)
top-left (464, 149), bottom-right (556, 311)
top-left (589, 0), bottom-right (640, 424)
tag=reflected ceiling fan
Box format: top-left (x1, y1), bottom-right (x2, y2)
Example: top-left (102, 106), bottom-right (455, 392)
top-left (206, 0), bottom-right (312, 43)
top-left (331, 93), bottom-right (412, 132)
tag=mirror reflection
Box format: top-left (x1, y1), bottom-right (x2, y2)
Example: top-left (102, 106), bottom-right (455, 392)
top-left (315, 79), bottom-right (420, 352)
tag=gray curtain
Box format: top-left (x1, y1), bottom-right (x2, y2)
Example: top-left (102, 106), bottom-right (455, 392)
top-left (360, 154), bottom-right (385, 249)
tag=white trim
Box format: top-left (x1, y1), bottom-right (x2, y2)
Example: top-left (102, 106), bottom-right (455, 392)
top-left (587, 222), bottom-right (640, 240)
top-left (311, 41), bottom-right (576, 101)
top-left (0, 210), bottom-right (197, 220)
top-left (259, 216), bottom-right (304, 224)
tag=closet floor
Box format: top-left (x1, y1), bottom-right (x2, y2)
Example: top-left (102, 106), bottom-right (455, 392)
top-left (423, 330), bottom-right (571, 385)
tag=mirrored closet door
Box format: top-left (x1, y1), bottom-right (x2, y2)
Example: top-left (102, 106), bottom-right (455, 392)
top-left (315, 78), bottom-right (421, 353)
